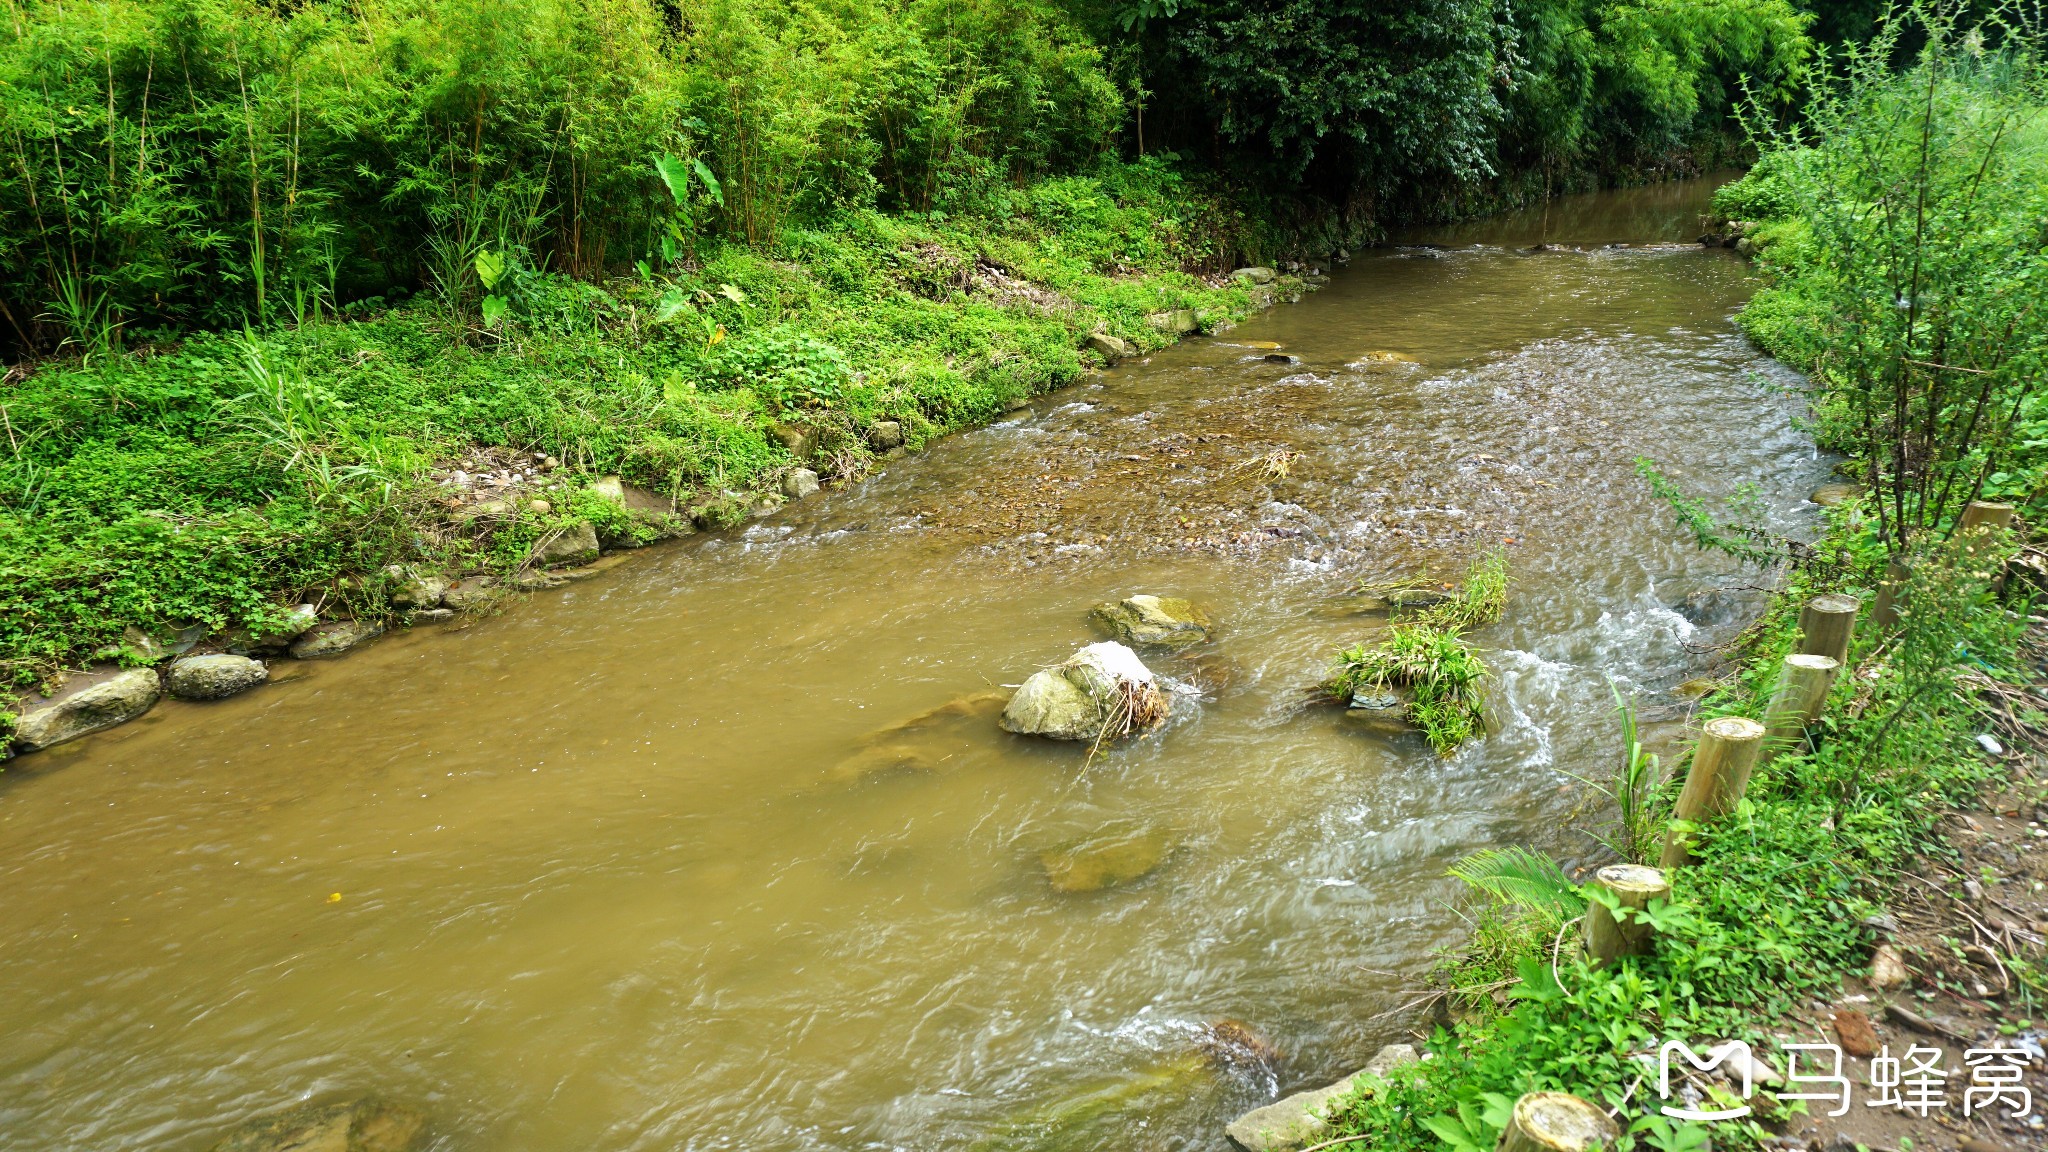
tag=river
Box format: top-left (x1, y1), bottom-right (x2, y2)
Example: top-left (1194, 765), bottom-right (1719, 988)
top-left (0, 175), bottom-right (1825, 1151)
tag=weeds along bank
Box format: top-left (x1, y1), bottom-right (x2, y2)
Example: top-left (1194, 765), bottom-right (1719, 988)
top-left (1292, 15), bottom-right (2048, 1152)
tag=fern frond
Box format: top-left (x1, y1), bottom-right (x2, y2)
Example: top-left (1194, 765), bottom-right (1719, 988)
top-left (1447, 846), bottom-right (1585, 926)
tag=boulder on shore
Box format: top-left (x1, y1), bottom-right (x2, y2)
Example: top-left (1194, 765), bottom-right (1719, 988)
top-left (1225, 1044), bottom-right (1421, 1152)
top-left (1000, 641), bottom-right (1167, 741)
top-left (1084, 332), bottom-right (1136, 362)
top-left (1089, 594), bottom-right (1213, 649)
top-left (384, 565), bottom-right (448, 609)
top-left (531, 521), bottom-right (600, 567)
top-left (11, 667), bottom-right (162, 751)
top-left (207, 1097), bottom-right (426, 1152)
top-left (867, 420), bottom-right (906, 451)
top-left (225, 604), bottom-right (319, 655)
top-left (1231, 266), bottom-right (1277, 284)
top-left (1810, 482), bottom-right (1865, 508)
top-left (1146, 308), bottom-right (1198, 335)
top-left (168, 654), bottom-right (268, 701)
top-left (783, 468), bottom-right (821, 498)
top-left (289, 619), bottom-right (385, 659)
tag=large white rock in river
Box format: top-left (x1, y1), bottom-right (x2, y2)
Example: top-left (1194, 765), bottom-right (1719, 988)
top-left (1000, 641), bottom-right (1168, 741)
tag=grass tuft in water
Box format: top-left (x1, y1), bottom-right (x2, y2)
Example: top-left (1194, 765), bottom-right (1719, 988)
top-left (1324, 550), bottom-right (1506, 753)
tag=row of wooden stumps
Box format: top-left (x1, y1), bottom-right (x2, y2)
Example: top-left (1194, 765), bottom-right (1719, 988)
top-left (1500, 592), bottom-right (1863, 1152)
top-left (1489, 503), bottom-right (2018, 1152)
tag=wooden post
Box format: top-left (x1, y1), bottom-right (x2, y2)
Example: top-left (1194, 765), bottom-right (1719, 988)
top-left (1764, 653), bottom-right (1839, 755)
top-left (1959, 500), bottom-right (2016, 538)
top-left (1658, 716), bottom-right (1766, 868)
top-left (1496, 1092), bottom-right (1620, 1152)
top-left (1796, 594), bottom-right (1860, 668)
top-left (1583, 863), bottom-right (1671, 967)
top-left (1872, 556), bottom-right (1912, 629)
top-left (1959, 500), bottom-right (2018, 596)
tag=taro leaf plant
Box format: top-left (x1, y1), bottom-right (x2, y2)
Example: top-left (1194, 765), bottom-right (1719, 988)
top-left (653, 141), bottom-right (724, 265)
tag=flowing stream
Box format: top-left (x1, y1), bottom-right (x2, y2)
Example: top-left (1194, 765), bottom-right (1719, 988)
top-left (0, 176), bottom-right (1828, 1151)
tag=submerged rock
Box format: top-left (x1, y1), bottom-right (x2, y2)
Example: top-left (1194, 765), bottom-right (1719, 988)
top-left (828, 689), bottom-right (1010, 782)
top-left (1000, 641), bottom-right (1168, 742)
top-left (1088, 594), bottom-right (1213, 649)
top-left (168, 654), bottom-right (268, 700)
top-left (1224, 1044), bottom-right (1421, 1152)
top-left (1041, 827), bottom-right (1169, 893)
top-left (1386, 587), bottom-right (1452, 610)
top-left (207, 1097), bottom-right (426, 1152)
top-left (531, 521), bottom-right (600, 567)
top-left (289, 619), bottom-right (385, 659)
top-left (11, 667), bottom-right (162, 752)
top-left (1810, 482), bottom-right (1865, 508)
top-left (1198, 1020), bottom-right (1281, 1072)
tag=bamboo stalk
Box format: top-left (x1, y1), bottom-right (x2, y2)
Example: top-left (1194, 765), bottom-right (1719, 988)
top-left (1796, 594), bottom-right (1860, 668)
top-left (1583, 863), bottom-right (1670, 967)
top-left (1658, 716), bottom-right (1766, 868)
top-left (1764, 653), bottom-right (1840, 755)
top-left (1497, 1092), bottom-right (1620, 1152)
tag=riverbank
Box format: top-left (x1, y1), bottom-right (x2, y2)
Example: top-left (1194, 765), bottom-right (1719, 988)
top-left (0, 160), bottom-right (1318, 754)
top-left (1291, 27), bottom-right (2048, 1152)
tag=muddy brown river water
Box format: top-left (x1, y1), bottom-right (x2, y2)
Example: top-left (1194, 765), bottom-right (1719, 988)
top-left (0, 176), bottom-right (1830, 1151)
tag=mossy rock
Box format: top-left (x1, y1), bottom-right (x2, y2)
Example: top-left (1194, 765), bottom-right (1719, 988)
top-left (1386, 587), bottom-right (1452, 610)
top-left (1088, 594), bottom-right (1213, 649)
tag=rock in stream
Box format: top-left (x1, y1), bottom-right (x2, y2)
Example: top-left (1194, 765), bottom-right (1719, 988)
top-left (1225, 1043), bottom-right (1421, 1152)
top-left (1088, 594), bottom-right (1213, 649)
top-left (1000, 641), bottom-right (1167, 742)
